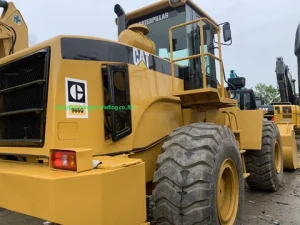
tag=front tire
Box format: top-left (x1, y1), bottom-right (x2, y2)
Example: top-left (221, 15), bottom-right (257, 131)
top-left (152, 123), bottom-right (244, 225)
top-left (244, 121), bottom-right (283, 191)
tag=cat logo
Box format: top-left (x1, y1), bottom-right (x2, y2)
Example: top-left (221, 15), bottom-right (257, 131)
top-left (133, 47), bottom-right (150, 69)
top-left (260, 108), bottom-right (269, 111)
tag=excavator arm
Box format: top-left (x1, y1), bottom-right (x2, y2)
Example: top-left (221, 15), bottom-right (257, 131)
top-left (295, 22), bottom-right (300, 97)
top-left (0, 0), bottom-right (28, 59)
top-left (275, 57), bottom-right (297, 104)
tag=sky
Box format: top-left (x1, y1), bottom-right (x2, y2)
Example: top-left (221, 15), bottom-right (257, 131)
top-left (9, 0), bottom-right (300, 91)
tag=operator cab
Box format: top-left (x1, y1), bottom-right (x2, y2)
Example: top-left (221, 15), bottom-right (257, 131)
top-left (120, 0), bottom-right (232, 92)
top-left (230, 89), bottom-right (257, 110)
top-left (255, 97), bottom-right (264, 106)
top-left (227, 76), bottom-right (257, 110)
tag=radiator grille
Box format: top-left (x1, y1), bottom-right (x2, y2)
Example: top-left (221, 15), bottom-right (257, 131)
top-left (0, 48), bottom-right (50, 147)
top-left (107, 64), bottom-right (132, 142)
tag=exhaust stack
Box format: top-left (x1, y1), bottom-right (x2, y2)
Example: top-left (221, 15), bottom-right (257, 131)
top-left (114, 4), bottom-right (126, 36)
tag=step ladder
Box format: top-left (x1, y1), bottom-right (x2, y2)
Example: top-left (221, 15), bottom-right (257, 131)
top-left (222, 111), bottom-right (250, 179)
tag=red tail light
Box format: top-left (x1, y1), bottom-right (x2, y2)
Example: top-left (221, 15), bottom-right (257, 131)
top-left (51, 150), bottom-right (77, 171)
top-left (271, 116), bottom-right (274, 121)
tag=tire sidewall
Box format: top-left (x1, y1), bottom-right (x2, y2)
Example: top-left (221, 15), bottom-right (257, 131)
top-left (270, 122), bottom-right (284, 183)
top-left (211, 137), bottom-right (244, 225)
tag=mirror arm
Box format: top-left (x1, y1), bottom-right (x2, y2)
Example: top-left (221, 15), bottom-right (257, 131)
top-left (221, 39), bottom-right (232, 46)
top-left (216, 22), bottom-right (233, 46)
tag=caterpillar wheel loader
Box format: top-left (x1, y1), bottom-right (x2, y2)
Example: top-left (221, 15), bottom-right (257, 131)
top-left (0, 0), bottom-right (284, 224)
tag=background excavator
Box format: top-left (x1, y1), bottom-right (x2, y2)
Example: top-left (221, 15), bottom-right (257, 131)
top-left (0, 0), bottom-right (28, 57)
top-left (295, 22), bottom-right (300, 99)
top-left (227, 70), bottom-right (274, 120)
top-left (270, 57), bottom-right (300, 134)
top-left (274, 57), bottom-right (299, 105)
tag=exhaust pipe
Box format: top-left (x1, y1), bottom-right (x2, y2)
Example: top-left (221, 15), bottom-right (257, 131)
top-left (114, 4), bottom-right (126, 36)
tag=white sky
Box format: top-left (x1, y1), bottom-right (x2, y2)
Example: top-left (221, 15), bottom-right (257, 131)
top-left (11, 0), bottom-right (300, 91)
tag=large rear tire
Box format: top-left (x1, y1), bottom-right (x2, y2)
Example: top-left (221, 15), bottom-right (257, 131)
top-left (244, 121), bottom-right (283, 191)
top-left (152, 123), bottom-right (244, 225)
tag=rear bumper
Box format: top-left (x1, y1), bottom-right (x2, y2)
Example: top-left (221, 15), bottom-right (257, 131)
top-left (0, 157), bottom-right (146, 225)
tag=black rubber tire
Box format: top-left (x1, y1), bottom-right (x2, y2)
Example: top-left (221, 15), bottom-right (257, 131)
top-left (244, 121), bottom-right (283, 191)
top-left (152, 122), bottom-right (244, 225)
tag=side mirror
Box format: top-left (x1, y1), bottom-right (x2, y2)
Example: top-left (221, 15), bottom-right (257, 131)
top-left (223, 22), bottom-right (232, 42)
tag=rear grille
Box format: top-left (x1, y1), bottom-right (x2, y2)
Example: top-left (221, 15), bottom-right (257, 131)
top-left (0, 48), bottom-right (50, 147)
top-left (106, 64), bottom-right (132, 142)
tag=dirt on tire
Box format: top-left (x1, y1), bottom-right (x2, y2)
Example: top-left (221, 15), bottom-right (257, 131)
top-left (244, 121), bottom-right (283, 191)
top-left (152, 123), bottom-right (244, 225)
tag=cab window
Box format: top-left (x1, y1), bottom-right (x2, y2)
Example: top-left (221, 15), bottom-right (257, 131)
top-left (127, 3), bottom-right (217, 88)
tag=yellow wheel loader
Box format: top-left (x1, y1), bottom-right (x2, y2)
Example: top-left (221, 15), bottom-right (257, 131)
top-left (0, 0), bottom-right (285, 224)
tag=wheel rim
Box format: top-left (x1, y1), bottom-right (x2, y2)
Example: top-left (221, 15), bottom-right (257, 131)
top-left (274, 140), bottom-right (282, 174)
top-left (217, 158), bottom-right (239, 225)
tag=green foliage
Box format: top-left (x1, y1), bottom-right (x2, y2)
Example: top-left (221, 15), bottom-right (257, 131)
top-left (253, 83), bottom-right (280, 104)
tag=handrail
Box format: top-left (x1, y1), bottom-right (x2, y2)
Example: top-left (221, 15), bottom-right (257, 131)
top-left (168, 17), bottom-right (225, 97)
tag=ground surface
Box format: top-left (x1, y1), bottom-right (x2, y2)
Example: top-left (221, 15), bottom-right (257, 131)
top-left (0, 143), bottom-right (300, 225)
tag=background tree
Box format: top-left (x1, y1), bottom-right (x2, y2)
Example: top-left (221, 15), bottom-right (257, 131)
top-left (253, 83), bottom-right (280, 104)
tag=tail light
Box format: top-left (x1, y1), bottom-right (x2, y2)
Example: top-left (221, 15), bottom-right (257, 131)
top-left (51, 150), bottom-right (77, 171)
top-left (271, 116), bottom-right (274, 121)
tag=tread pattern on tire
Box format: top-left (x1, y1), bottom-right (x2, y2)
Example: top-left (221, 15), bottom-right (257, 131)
top-left (244, 121), bottom-right (283, 191)
top-left (152, 122), bottom-right (244, 225)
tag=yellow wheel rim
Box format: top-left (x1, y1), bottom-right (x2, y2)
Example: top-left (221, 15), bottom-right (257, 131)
top-left (274, 140), bottom-right (282, 174)
top-left (217, 158), bottom-right (239, 225)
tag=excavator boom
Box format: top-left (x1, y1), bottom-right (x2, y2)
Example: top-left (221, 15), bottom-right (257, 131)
top-left (275, 57), bottom-right (297, 104)
top-left (295, 22), bottom-right (300, 97)
top-left (0, 0), bottom-right (28, 59)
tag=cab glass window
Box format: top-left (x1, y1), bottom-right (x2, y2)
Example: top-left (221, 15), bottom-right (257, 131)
top-left (127, 3), bottom-right (217, 88)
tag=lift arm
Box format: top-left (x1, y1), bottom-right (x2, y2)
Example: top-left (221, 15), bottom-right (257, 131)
top-left (0, 0), bottom-right (28, 59)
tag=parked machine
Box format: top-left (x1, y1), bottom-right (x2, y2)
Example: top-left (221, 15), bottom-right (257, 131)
top-left (0, 0), bottom-right (289, 224)
top-left (296, 22), bottom-right (300, 90)
top-left (227, 70), bottom-right (274, 120)
top-left (267, 57), bottom-right (300, 170)
top-left (228, 61), bottom-right (299, 170)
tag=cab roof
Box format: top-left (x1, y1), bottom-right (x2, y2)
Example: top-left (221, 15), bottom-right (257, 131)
top-left (115, 0), bottom-right (218, 26)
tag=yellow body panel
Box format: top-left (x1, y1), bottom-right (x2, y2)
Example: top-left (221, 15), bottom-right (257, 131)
top-left (277, 123), bottom-right (298, 169)
top-left (273, 104), bottom-right (299, 124)
top-left (256, 105), bottom-right (299, 169)
top-left (272, 105), bottom-right (299, 169)
top-left (0, 157), bottom-right (146, 225)
top-left (189, 106), bottom-right (263, 149)
top-left (0, 35), bottom-right (183, 157)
